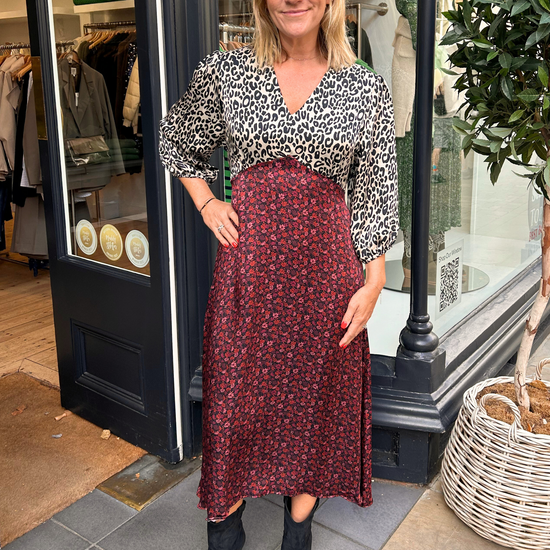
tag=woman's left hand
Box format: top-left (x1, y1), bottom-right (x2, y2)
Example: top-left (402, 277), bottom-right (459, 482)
top-left (338, 283), bottom-right (381, 348)
top-left (339, 255), bottom-right (386, 349)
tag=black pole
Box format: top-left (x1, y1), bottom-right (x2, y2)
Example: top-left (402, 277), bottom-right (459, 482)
top-left (399, 0), bottom-right (439, 354)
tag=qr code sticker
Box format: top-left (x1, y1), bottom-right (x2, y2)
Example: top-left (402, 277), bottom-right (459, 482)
top-left (439, 258), bottom-right (460, 313)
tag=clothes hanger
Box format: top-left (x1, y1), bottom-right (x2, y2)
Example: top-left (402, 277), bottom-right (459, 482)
top-left (66, 49), bottom-right (81, 64)
top-left (15, 61), bottom-right (32, 80)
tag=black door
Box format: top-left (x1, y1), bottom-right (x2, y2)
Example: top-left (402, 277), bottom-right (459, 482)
top-left (26, 0), bottom-right (184, 461)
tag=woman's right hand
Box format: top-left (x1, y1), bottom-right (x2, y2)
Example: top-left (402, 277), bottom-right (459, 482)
top-left (201, 198), bottom-right (240, 248)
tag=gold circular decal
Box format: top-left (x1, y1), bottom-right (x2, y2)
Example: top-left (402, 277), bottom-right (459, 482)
top-left (99, 224), bottom-right (123, 261)
top-left (75, 219), bottom-right (97, 255)
top-left (125, 230), bottom-right (150, 268)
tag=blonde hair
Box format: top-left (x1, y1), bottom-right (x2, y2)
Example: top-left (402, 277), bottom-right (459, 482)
top-left (251, 0), bottom-right (357, 70)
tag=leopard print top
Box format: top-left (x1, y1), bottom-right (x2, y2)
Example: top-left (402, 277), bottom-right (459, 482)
top-left (158, 46), bottom-right (398, 263)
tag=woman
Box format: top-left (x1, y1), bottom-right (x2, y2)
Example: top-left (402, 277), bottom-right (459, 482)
top-left (159, 1), bottom-right (398, 548)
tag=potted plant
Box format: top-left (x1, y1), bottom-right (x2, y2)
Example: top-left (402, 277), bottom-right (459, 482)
top-left (438, 1), bottom-right (550, 548)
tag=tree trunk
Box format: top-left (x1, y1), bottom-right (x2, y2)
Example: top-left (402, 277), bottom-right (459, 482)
top-left (514, 197), bottom-right (550, 410)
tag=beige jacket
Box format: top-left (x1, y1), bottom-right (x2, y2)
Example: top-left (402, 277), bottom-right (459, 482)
top-left (0, 56), bottom-right (26, 179)
top-left (123, 57), bottom-right (140, 133)
top-left (392, 17), bottom-right (416, 138)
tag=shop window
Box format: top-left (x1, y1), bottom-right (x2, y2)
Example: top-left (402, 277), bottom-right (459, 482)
top-left (368, 0), bottom-right (541, 355)
top-left (49, 0), bottom-right (149, 275)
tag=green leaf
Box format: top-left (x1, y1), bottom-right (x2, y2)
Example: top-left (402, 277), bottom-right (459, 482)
top-left (440, 31), bottom-right (463, 46)
top-left (522, 165), bottom-right (543, 173)
top-left (544, 159), bottom-right (550, 186)
top-left (501, 77), bottom-right (514, 100)
top-left (440, 67), bottom-right (459, 76)
top-left (488, 13), bottom-right (504, 38)
top-left (505, 29), bottom-right (526, 44)
top-left (489, 140), bottom-right (502, 153)
top-left (513, 171), bottom-right (536, 180)
top-left (517, 89), bottom-right (540, 102)
top-left (490, 162), bottom-right (503, 183)
top-left (510, 57), bottom-right (527, 70)
top-left (523, 57), bottom-right (541, 71)
top-left (472, 39), bottom-right (494, 50)
top-left (487, 127), bottom-right (513, 138)
top-left (473, 138), bottom-right (493, 147)
top-left (511, 0), bottom-right (531, 15)
top-left (499, 53), bottom-right (513, 68)
top-left (530, 0), bottom-right (546, 16)
top-left (462, 0), bottom-right (473, 29)
top-left (533, 122), bottom-right (545, 129)
top-left (487, 51), bottom-right (499, 61)
top-left (540, 0), bottom-right (550, 11)
top-left (537, 23), bottom-right (550, 42)
top-left (541, 11), bottom-right (550, 24)
top-left (462, 134), bottom-right (473, 149)
top-left (526, 31), bottom-right (539, 49)
top-left (510, 139), bottom-right (519, 160)
top-left (452, 117), bottom-right (474, 132)
top-left (508, 109), bottom-right (525, 123)
top-left (544, 95), bottom-right (550, 110)
top-left (443, 9), bottom-right (460, 23)
top-left (539, 65), bottom-right (549, 87)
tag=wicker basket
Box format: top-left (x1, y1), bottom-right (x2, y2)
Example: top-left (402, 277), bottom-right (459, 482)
top-left (440, 359), bottom-right (550, 550)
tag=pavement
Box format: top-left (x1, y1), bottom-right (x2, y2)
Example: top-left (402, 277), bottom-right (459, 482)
top-left (6, 342), bottom-right (550, 550)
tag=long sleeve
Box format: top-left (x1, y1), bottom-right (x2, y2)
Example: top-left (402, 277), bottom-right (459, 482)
top-left (98, 73), bottom-right (125, 176)
top-left (158, 51), bottom-right (225, 184)
top-left (348, 75), bottom-right (399, 264)
top-left (123, 57), bottom-right (140, 132)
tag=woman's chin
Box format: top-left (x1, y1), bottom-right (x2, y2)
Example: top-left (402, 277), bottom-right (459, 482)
top-left (278, 22), bottom-right (316, 41)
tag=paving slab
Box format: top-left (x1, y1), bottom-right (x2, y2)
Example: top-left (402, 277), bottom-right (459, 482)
top-left (311, 523), bottom-right (373, 550)
top-left (98, 467), bottom-right (284, 550)
top-left (381, 479), bottom-right (507, 550)
top-left (313, 480), bottom-right (424, 550)
top-left (53, 489), bottom-right (137, 543)
top-left (5, 519), bottom-right (91, 550)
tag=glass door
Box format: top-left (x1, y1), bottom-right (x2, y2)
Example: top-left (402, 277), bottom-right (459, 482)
top-left (27, 0), bottom-right (183, 461)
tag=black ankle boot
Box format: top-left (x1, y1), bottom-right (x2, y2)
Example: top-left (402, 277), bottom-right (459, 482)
top-left (281, 495), bottom-right (320, 550)
top-left (207, 499), bottom-right (246, 550)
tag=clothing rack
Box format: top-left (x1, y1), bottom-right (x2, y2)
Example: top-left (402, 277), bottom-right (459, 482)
top-left (219, 12), bottom-right (253, 19)
top-left (0, 43), bottom-right (31, 51)
top-left (219, 23), bottom-right (254, 44)
top-left (83, 20), bottom-right (136, 32)
top-left (346, 2), bottom-right (388, 58)
top-left (347, 1), bottom-right (388, 15)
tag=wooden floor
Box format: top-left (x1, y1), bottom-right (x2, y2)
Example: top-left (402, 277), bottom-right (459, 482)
top-left (0, 217), bottom-right (59, 387)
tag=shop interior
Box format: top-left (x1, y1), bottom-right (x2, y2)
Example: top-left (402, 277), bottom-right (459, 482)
top-left (0, 0), bottom-right (147, 389)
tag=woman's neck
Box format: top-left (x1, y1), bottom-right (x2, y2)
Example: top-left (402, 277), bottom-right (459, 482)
top-left (279, 28), bottom-right (321, 61)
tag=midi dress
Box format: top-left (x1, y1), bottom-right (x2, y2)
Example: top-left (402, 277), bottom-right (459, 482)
top-left (158, 46), bottom-right (398, 522)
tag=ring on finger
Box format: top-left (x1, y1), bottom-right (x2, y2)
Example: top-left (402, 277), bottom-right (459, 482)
top-left (217, 224), bottom-right (224, 232)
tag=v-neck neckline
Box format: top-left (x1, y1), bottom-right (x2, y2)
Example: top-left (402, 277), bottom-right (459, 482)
top-left (270, 63), bottom-right (331, 117)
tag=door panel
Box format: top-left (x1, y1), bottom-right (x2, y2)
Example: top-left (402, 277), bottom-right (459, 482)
top-left (26, 0), bottom-right (182, 461)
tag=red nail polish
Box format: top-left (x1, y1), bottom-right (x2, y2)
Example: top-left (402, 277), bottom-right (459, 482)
top-left (340, 343), bottom-right (347, 349)
top-left (232, 242), bottom-right (238, 248)
top-left (223, 243), bottom-right (229, 248)
top-left (341, 322), bottom-right (347, 329)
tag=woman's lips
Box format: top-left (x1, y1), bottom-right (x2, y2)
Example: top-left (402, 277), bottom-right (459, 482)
top-left (282, 9), bottom-right (310, 16)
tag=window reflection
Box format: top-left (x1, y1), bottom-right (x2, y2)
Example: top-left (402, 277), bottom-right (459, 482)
top-left (53, 2), bottom-right (149, 275)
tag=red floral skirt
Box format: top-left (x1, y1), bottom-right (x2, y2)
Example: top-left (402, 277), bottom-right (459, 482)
top-left (196, 156), bottom-right (372, 521)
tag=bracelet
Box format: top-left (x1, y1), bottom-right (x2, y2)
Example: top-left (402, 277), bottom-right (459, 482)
top-left (199, 197), bottom-right (215, 215)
